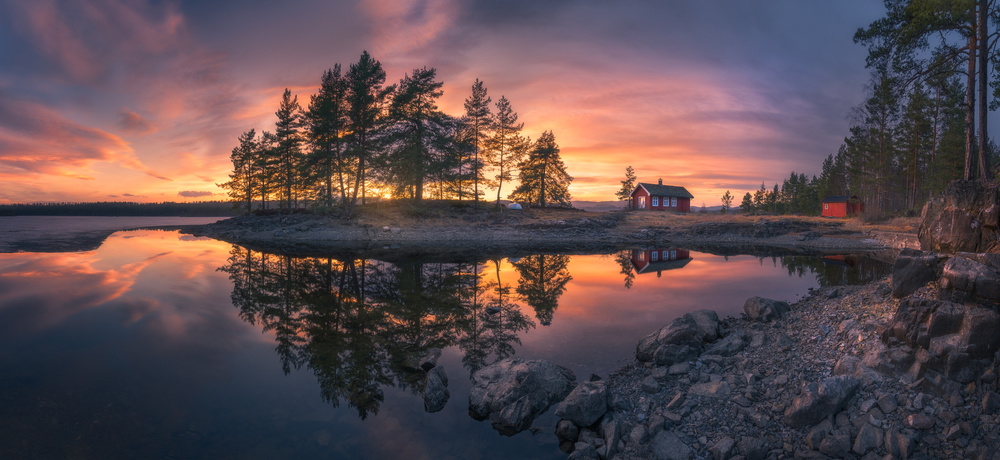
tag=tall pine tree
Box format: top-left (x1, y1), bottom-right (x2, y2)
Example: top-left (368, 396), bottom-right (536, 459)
top-left (509, 130), bottom-right (573, 207)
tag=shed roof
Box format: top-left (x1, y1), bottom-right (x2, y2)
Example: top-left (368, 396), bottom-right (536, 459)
top-left (821, 195), bottom-right (861, 203)
top-left (635, 183), bottom-right (694, 199)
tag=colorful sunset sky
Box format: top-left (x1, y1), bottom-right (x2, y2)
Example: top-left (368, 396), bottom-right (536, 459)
top-left (1, 0), bottom-right (959, 205)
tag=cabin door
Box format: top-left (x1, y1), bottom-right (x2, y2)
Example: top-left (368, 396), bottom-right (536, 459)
top-left (639, 197), bottom-right (646, 209)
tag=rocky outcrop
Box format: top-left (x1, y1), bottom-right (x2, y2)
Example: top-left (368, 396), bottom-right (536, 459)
top-left (554, 381), bottom-right (610, 428)
top-left (941, 253), bottom-right (1000, 301)
top-left (468, 359), bottom-right (576, 435)
top-left (782, 376), bottom-right (860, 428)
top-left (891, 248), bottom-right (945, 298)
top-left (743, 296), bottom-right (790, 322)
top-left (636, 310), bottom-right (721, 366)
top-left (918, 180), bottom-right (1000, 254)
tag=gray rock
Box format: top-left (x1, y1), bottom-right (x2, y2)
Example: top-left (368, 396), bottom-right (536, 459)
top-left (468, 359), bottom-right (576, 435)
top-left (650, 431), bottom-right (692, 460)
top-left (556, 419), bottom-right (580, 442)
top-left (555, 380), bottom-right (609, 427)
top-left (903, 414), bottom-right (935, 430)
top-left (703, 331), bottom-right (746, 357)
top-left (876, 394), bottom-right (898, 413)
top-left (636, 313), bottom-right (707, 366)
top-left (941, 254), bottom-right (1000, 301)
top-left (569, 442), bottom-right (598, 460)
top-left (666, 392), bottom-right (685, 410)
top-left (852, 423), bottom-right (882, 455)
top-left (918, 180), bottom-right (1000, 254)
top-left (642, 376), bottom-right (661, 394)
top-left (419, 347), bottom-right (442, 371)
top-left (687, 309), bottom-right (722, 343)
top-left (885, 428), bottom-right (917, 459)
top-left (709, 436), bottom-right (735, 460)
top-left (743, 296), bottom-right (790, 322)
top-left (982, 391), bottom-right (1000, 415)
top-left (818, 432), bottom-right (851, 458)
top-left (783, 376), bottom-right (860, 428)
top-left (629, 424), bottom-right (649, 445)
top-left (669, 362), bottom-right (691, 374)
top-left (689, 381), bottom-right (732, 399)
top-left (600, 414), bottom-right (621, 459)
top-left (806, 419), bottom-right (834, 450)
top-left (738, 436), bottom-right (769, 460)
top-left (891, 248), bottom-right (944, 298)
top-left (833, 354), bottom-right (861, 376)
top-left (423, 365), bottom-right (450, 413)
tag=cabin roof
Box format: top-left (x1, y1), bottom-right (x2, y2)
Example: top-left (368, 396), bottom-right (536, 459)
top-left (634, 183), bottom-right (694, 199)
top-left (822, 195), bottom-right (861, 203)
top-left (634, 257), bottom-right (693, 274)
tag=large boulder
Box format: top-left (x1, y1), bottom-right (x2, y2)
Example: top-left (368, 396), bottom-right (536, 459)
top-left (554, 380), bottom-right (609, 428)
top-left (891, 248), bottom-right (945, 298)
top-left (469, 359), bottom-right (576, 435)
top-left (649, 431), bottom-right (692, 460)
top-left (918, 180), bottom-right (1000, 254)
top-left (636, 311), bottom-right (720, 365)
top-left (423, 365), bottom-right (450, 413)
top-left (941, 253), bottom-right (1000, 301)
top-left (783, 376), bottom-right (860, 428)
top-left (743, 296), bottom-right (790, 322)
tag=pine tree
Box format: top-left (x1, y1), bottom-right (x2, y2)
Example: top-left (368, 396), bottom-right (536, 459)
top-left (463, 79), bottom-right (492, 206)
top-left (720, 190), bottom-right (733, 214)
top-left (511, 255), bottom-right (572, 326)
top-left (485, 96), bottom-right (528, 208)
top-left (509, 130), bottom-right (573, 207)
top-left (383, 67), bottom-right (450, 201)
top-left (219, 129), bottom-right (259, 214)
top-left (344, 51), bottom-right (392, 216)
top-left (304, 66), bottom-right (349, 208)
top-left (616, 165), bottom-right (636, 208)
top-left (740, 192), bottom-right (754, 214)
top-left (274, 89), bottom-right (304, 210)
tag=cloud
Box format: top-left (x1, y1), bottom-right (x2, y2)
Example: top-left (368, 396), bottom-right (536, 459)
top-left (119, 110), bottom-right (156, 134)
top-left (178, 190), bottom-right (213, 198)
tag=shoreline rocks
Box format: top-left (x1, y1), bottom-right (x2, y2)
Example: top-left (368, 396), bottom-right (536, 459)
top-left (469, 358), bottom-right (576, 436)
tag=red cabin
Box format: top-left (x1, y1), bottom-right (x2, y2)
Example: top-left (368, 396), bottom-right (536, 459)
top-left (630, 179), bottom-right (693, 212)
top-left (821, 195), bottom-right (864, 218)
top-left (630, 248), bottom-right (692, 276)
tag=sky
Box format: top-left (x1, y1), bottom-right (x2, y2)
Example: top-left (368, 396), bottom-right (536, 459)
top-left (0, 0), bottom-right (913, 205)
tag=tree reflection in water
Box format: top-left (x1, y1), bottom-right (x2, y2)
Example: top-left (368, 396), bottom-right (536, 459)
top-left (218, 247), bottom-right (550, 419)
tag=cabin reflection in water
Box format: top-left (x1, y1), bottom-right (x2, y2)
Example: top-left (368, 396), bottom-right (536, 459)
top-left (630, 248), bottom-right (692, 277)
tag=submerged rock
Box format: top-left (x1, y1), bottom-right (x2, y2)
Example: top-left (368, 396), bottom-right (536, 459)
top-left (468, 358), bottom-right (576, 435)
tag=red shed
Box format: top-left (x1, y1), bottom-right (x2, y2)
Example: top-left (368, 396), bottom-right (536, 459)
top-left (630, 248), bottom-right (692, 276)
top-left (821, 195), bottom-right (864, 217)
top-left (630, 179), bottom-right (693, 212)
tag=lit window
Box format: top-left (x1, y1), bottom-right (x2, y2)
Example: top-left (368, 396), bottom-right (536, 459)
top-left (639, 252), bottom-right (645, 261)
top-left (651, 251), bottom-right (658, 261)
top-left (824, 203), bottom-right (829, 210)
top-left (651, 197), bottom-right (659, 206)
top-left (671, 197), bottom-right (677, 207)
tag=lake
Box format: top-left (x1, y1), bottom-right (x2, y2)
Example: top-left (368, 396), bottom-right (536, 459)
top-left (0, 220), bottom-right (891, 459)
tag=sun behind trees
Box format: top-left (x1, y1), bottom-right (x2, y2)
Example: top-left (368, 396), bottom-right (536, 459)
top-left (220, 51), bottom-right (571, 216)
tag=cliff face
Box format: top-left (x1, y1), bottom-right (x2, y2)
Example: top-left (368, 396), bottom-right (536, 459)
top-left (919, 180), bottom-right (1000, 254)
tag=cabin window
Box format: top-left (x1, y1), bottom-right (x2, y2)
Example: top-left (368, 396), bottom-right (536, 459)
top-left (639, 252), bottom-right (645, 261)
top-left (651, 197), bottom-right (659, 206)
top-left (671, 197), bottom-right (677, 207)
top-left (824, 203), bottom-right (829, 210)
top-left (651, 251), bottom-right (658, 261)
top-left (639, 197), bottom-right (646, 208)
top-left (670, 250), bottom-right (677, 260)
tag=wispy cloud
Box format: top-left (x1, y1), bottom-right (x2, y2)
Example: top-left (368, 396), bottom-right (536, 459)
top-left (178, 190), bottom-right (213, 198)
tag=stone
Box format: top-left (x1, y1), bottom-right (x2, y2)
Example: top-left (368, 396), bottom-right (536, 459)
top-left (423, 365), bottom-right (450, 413)
top-left (629, 424), bottom-right (649, 445)
top-left (709, 436), bottom-right (735, 460)
top-left (743, 296), bottom-right (791, 322)
top-left (703, 331), bottom-right (746, 357)
top-left (652, 367), bottom-right (669, 380)
top-left (669, 362), bottom-right (691, 374)
top-left (687, 309), bottom-right (723, 343)
top-left (885, 428), bottom-right (917, 460)
top-left (738, 436), bottom-right (770, 460)
top-left (918, 180), bottom-right (1000, 254)
top-left (556, 419), bottom-right (580, 442)
top-left (666, 392), bottom-right (685, 410)
top-left (642, 376), bottom-right (661, 394)
top-left (468, 358), bottom-right (576, 435)
top-left (568, 441), bottom-right (598, 460)
top-left (650, 431), bottom-right (692, 460)
top-left (942, 254), bottom-right (1000, 301)
top-left (783, 376), bottom-right (861, 428)
top-left (689, 381), bottom-right (732, 399)
top-left (636, 313), bottom-right (709, 366)
top-left (891, 248), bottom-right (944, 298)
top-left (877, 394), bottom-right (898, 414)
top-left (600, 414), bottom-right (622, 459)
top-left (904, 414), bottom-right (935, 430)
top-left (833, 355), bottom-right (861, 376)
top-left (818, 432), bottom-right (851, 458)
top-left (852, 423), bottom-right (882, 455)
top-left (418, 347), bottom-right (442, 371)
top-left (555, 380), bottom-right (609, 428)
top-left (944, 424), bottom-right (962, 441)
top-left (982, 391), bottom-right (1000, 415)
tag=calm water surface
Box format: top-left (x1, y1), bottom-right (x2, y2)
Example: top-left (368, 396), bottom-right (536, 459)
top-left (0, 225), bottom-right (890, 459)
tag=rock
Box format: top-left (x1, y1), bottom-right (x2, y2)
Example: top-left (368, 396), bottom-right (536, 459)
top-left (903, 414), bottom-right (935, 430)
top-left (556, 419), bottom-right (580, 442)
top-left (982, 391), bottom-right (1000, 415)
top-left (669, 362), bottom-right (691, 375)
top-left (687, 309), bottom-right (722, 343)
top-left (852, 423), bottom-right (882, 455)
top-left (423, 365), bottom-right (450, 413)
top-left (709, 436), bottom-right (735, 460)
top-left (468, 359), bottom-right (576, 435)
top-left (568, 442), bottom-right (598, 460)
top-left (703, 331), bottom-right (746, 357)
top-left (891, 248), bottom-right (945, 298)
top-left (419, 347), bottom-right (442, 371)
top-left (918, 180), bottom-right (1000, 254)
top-left (689, 381), bottom-right (732, 399)
top-left (833, 355), bottom-right (861, 376)
top-left (743, 296), bottom-right (791, 322)
top-left (666, 392), bottom-right (685, 410)
top-left (554, 380), bottom-right (610, 427)
top-left (818, 432), bottom-right (851, 458)
top-left (738, 436), bottom-right (770, 460)
top-left (650, 431), bottom-right (692, 460)
top-left (642, 376), bottom-right (661, 394)
top-left (636, 313), bottom-right (710, 366)
top-left (629, 424), bottom-right (649, 445)
top-left (885, 428), bottom-right (917, 460)
top-left (944, 424), bottom-right (962, 441)
top-left (600, 414), bottom-right (621, 459)
top-left (941, 254), bottom-right (1000, 301)
top-left (876, 394), bottom-right (898, 414)
top-left (783, 376), bottom-right (860, 428)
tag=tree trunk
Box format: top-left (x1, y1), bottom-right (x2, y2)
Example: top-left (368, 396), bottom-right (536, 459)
top-left (978, 0), bottom-right (991, 180)
top-left (965, 32), bottom-right (977, 180)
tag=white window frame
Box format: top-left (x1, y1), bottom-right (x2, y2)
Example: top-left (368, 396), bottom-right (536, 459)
top-left (651, 251), bottom-right (658, 261)
top-left (651, 197), bottom-right (659, 206)
top-left (671, 197), bottom-right (678, 207)
top-left (670, 250), bottom-right (677, 260)
top-left (824, 203), bottom-right (829, 210)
